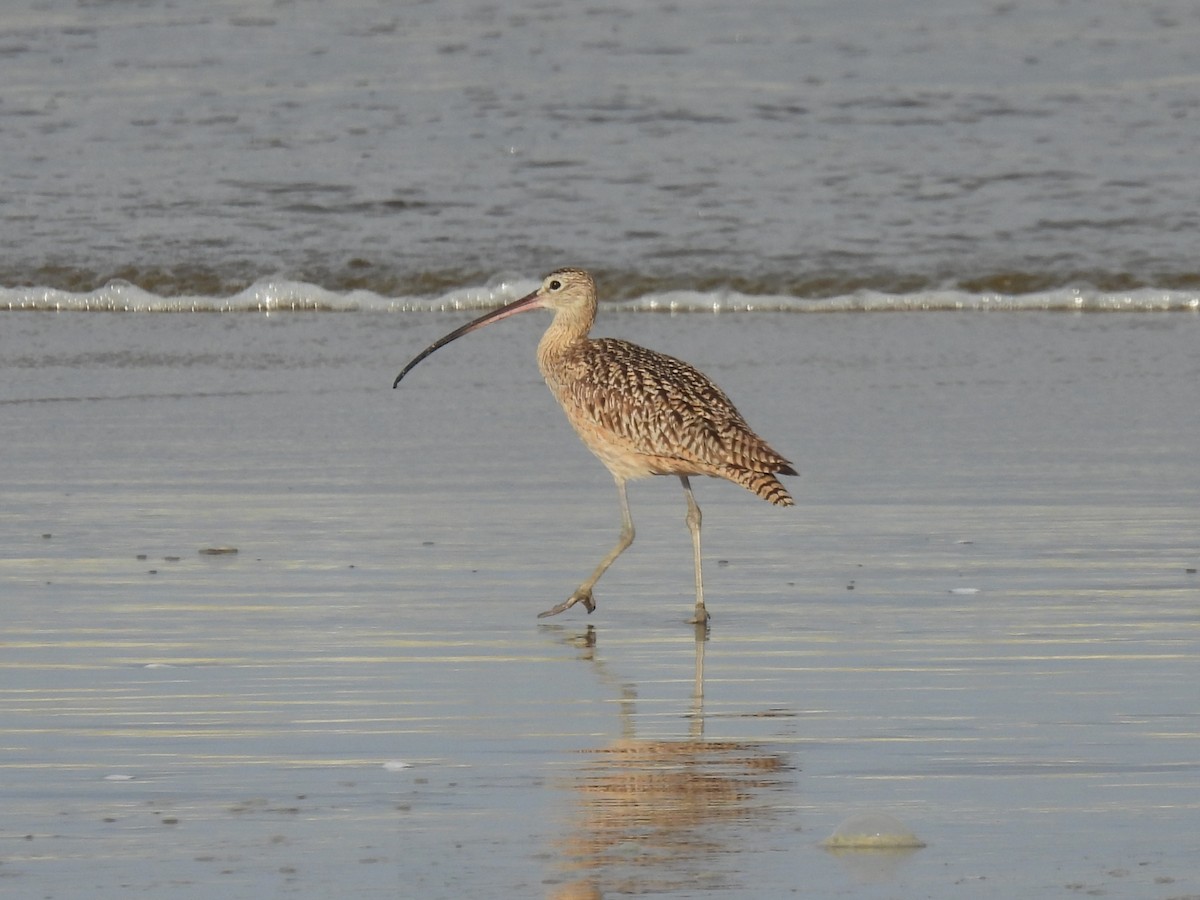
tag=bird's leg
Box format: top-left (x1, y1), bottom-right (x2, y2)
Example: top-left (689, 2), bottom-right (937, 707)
top-left (538, 478), bottom-right (635, 618)
top-left (680, 476), bottom-right (710, 624)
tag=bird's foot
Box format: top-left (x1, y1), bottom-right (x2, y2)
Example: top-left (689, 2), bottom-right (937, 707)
top-left (537, 588), bottom-right (596, 619)
top-left (687, 603), bottom-right (710, 626)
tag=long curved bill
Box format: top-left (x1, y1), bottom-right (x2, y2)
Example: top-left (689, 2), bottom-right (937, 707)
top-left (392, 288), bottom-right (543, 388)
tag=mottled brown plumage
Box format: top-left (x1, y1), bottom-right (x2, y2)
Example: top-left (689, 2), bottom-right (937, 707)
top-left (393, 267), bottom-right (795, 623)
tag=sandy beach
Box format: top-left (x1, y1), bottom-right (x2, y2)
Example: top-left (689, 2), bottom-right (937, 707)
top-left (2, 308), bottom-right (1198, 898)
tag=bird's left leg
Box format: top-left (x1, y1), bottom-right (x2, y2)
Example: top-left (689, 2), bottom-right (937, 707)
top-left (538, 477), bottom-right (634, 618)
top-left (680, 476), bottom-right (710, 624)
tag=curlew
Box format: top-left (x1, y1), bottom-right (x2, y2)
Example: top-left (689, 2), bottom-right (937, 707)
top-left (393, 267), bottom-right (795, 624)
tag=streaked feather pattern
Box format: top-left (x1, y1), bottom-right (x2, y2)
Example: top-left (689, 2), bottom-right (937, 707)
top-left (535, 281), bottom-right (796, 506)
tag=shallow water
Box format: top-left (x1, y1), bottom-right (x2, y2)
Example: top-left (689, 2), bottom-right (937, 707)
top-left (2, 311), bottom-right (1197, 897)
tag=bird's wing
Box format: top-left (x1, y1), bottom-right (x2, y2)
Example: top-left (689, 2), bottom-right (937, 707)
top-left (562, 339), bottom-right (785, 472)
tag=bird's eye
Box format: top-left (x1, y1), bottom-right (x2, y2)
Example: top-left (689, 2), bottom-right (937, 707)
top-left (548, 279), bottom-right (562, 291)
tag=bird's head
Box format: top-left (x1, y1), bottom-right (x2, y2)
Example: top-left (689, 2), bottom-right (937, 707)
top-left (533, 267), bottom-right (595, 314)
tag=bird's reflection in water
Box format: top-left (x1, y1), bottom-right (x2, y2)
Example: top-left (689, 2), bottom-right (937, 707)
top-left (545, 625), bottom-right (794, 897)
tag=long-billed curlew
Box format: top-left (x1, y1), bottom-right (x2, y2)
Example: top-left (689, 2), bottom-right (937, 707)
top-left (393, 267), bottom-right (795, 624)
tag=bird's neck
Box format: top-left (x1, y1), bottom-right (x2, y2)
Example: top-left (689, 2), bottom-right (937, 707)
top-left (537, 305), bottom-right (594, 378)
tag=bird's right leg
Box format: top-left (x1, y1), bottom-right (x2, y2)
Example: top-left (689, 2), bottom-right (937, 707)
top-left (680, 476), bottom-right (709, 625)
top-left (538, 478), bottom-right (634, 618)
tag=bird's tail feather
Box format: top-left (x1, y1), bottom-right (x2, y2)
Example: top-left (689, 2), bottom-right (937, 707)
top-left (728, 468), bottom-right (795, 507)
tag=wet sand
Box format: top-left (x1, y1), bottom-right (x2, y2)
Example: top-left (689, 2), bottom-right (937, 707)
top-left (2, 310), bottom-right (1198, 898)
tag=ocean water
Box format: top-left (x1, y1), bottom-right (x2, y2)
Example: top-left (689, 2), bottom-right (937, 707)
top-left (3, 0), bottom-right (1200, 303)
